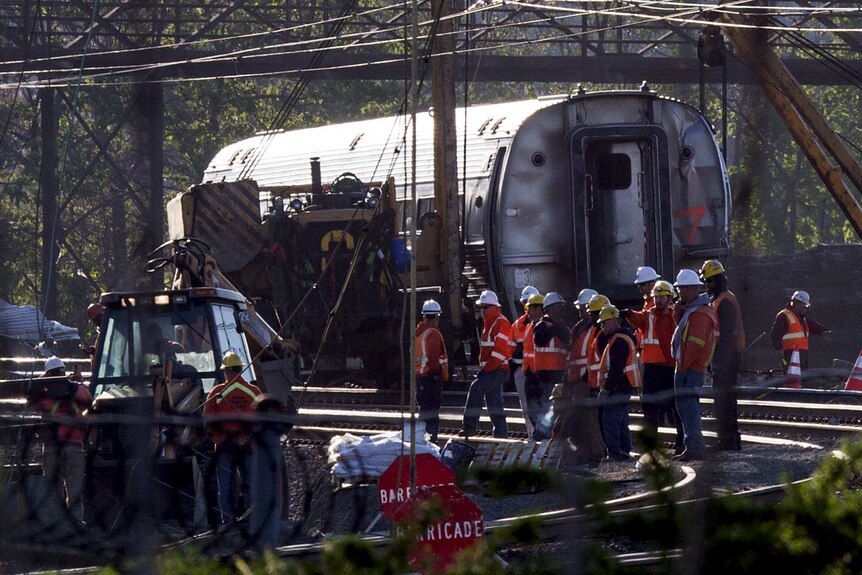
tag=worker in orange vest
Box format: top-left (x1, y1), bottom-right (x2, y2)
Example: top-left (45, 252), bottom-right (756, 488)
top-left (701, 260), bottom-right (745, 451)
top-left (415, 299), bottom-right (449, 443)
top-left (625, 280), bottom-right (684, 455)
top-left (29, 356), bottom-right (93, 522)
top-left (562, 289), bottom-right (606, 464)
top-left (596, 305), bottom-right (641, 461)
top-left (510, 286), bottom-right (540, 438)
top-left (460, 290), bottom-right (513, 439)
top-left (532, 292), bottom-right (571, 439)
top-left (770, 290), bottom-right (829, 373)
top-left (204, 351), bottom-right (264, 524)
top-left (520, 292), bottom-right (545, 438)
top-left (670, 269), bottom-right (717, 462)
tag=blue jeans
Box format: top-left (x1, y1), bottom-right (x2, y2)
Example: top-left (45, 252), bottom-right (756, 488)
top-left (463, 368), bottom-right (509, 438)
top-left (214, 441), bottom-right (254, 524)
top-left (674, 368), bottom-right (706, 455)
top-left (600, 393), bottom-right (632, 460)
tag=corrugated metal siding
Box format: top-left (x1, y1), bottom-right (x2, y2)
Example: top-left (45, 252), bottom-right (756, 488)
top-left (0, 300), bottom-right (80, 343)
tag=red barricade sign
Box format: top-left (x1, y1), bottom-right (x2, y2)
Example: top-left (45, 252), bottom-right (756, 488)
top-left (378, 453), bottom-right (455, 519)
top-left (393, 483), bottom-right (484, 574)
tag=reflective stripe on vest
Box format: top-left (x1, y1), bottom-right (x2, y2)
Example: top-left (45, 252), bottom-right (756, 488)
top-left (216, 380), bottom-right (259, 404)
top-left (597, 333), bottom-right (642, 390)
top-left (415, 327), bottom-right (447, 376)
top-left (522, 323), bottom-right (535, 373)
top-left (779, 308), bottom-right (809, 351)
top-left (479, 316), bottom-right (505, 368)
top-left (535, 336), bottom-right (568, 371)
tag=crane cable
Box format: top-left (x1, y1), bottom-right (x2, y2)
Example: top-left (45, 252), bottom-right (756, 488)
top-left (238, 0), bottom-right (361, 182)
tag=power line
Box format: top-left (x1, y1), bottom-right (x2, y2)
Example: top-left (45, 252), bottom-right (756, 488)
top-left (3, 0), bottom-right (862, 88)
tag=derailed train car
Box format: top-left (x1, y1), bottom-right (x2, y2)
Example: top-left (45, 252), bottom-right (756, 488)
top-left (188, 87), bottom-right (729, 380)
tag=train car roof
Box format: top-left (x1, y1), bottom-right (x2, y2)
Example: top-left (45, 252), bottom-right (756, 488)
top-left (202, 96), bottom-right (569, 191)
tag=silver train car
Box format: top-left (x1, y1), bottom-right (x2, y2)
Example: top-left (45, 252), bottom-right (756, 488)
top-left (203, 87), bottom-right (730, 317)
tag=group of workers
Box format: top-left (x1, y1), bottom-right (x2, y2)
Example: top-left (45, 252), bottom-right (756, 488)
top-left (414, 260), bottom-right (830, 464)
top-left (30, 337), bottom-right (281, 545)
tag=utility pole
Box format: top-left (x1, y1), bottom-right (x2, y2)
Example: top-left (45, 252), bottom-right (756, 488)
top-left (39, 88), bottom-right (58, 320)
top-left (431, 0), bottom-right (462, 333)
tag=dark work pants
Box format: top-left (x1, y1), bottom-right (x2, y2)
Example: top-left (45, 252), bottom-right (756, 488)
top-left (417, 374), bottom-right (443, 442)
top-left (713, 351), bottom-right (742, 450)
top-left (641, 363), bottom-right (684, 451)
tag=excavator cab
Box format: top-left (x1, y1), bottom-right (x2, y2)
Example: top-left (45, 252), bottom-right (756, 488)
top-left (89, 288), bottom-right (254, 462)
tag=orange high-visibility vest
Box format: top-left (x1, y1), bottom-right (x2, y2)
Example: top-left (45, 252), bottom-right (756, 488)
top-left (597, 332), bottom-right (642, 390)
top-left (713, 291), bottom-right (746, 353)
top-left (586, 334), bottom-right (602, 389)
top-left (678, 305), bottom-right (718, 372)
top-left (478, 308), bottom-right (513, 371)
top-left (535, 332), bottom-right (568, 371)
top-left (510, 313), bottom-right (530, 365)
top-left (777, 308), bottom-right (809, 351)
top-left (522, 322), bottom-right (536, 374)
top-left (415, 323), bottom-right (449, 380)
top-left (567, 324), bottom-right (597, 381)
top-left (628, 308), bottom-right (675, 366)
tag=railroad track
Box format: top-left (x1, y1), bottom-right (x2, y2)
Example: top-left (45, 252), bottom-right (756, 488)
top-left (0, 370), bottom-right (857, 573)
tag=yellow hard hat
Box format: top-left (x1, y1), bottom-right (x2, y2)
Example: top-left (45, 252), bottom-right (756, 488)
top-left (221, 351), bottom-right (244, 370)
top-left (526, 293), bottom-right (545, 307)
top-left (700, 259), bottom-right (725, 280)
top-left (598, 305), bottom-right (620, 323)
top-left (587, 294), bottom-right (610, 312)
top-left (651, 280), bottom-right (675, 298)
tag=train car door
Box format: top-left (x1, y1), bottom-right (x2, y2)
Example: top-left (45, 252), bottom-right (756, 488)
top-left (571, 128), bottom-right (672, 302)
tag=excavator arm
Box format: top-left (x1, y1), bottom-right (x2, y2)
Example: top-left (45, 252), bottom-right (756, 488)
top-left (145, 237), bottom-right (296, 356)
top-left (719, 7), bottom-right (862, 237)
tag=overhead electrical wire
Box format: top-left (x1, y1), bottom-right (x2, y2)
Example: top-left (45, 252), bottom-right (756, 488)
top-left (4, 0), bottom-right (862, 89)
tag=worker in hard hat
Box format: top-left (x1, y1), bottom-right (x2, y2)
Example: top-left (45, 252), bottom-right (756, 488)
top-left (584, 294), bottom-right (611, 389)
top-left (625, 280), bottom-right (684, 455)
top-left (532, 292), bottom-right (571, 440)
top-left (415, 299), bottom-right (449, 443)
top-left (634, 266), bottom-right (661, 311)
top-left (701, 260), bottom-right (745, 451)
top-left (520, 293), bottom-right (545, 437)
top-left (670, 269), bottom-right (717, 462)
top-left (561, 289), bottom-right (606, 464)
top-left (29, 356), bottom-right (93, 523)
top-left (511, 287), bottom-right (541, 438)
top-left (460, 290), bottom-right (513, 439)
top-left (770, 290), bottom-right (829, 374)
top-left (203, 350), bottom-right (264, 524)
top-left (595, 305), bottom-right (641, 461)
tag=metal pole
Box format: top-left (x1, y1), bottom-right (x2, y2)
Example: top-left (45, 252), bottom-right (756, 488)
top-left (409, 0), bottom-right (419, 491)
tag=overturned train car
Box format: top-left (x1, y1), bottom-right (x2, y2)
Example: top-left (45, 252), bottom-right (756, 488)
top-left (190, 88), bottom-right (730, 377)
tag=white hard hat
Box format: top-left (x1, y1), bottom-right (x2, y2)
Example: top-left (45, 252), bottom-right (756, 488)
top-left (44, 356), bottom-right (65, 372)
top-left (519, 285), bottom-right (540, 304)
top-left (476, 290), bottom-right (500, 307)
top-left (421, 299), bottom-right (442, 314)
top-left (543, 292), bottom-right (565, 308)
top-left (791, 290), bottom-right (811, 306)
top-left (674, 269), bottom-right (704, 287)
top-left (575, 288), bottom-right (598, 307)
top-left (634, 266), bottom-right (661, 285)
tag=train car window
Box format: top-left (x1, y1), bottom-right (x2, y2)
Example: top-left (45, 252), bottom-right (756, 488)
top-left (595, 153), bottom-right (632, 190)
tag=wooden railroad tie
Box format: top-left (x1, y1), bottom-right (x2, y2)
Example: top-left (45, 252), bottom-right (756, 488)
top-left (464, 438), bottom-right (562, 490)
